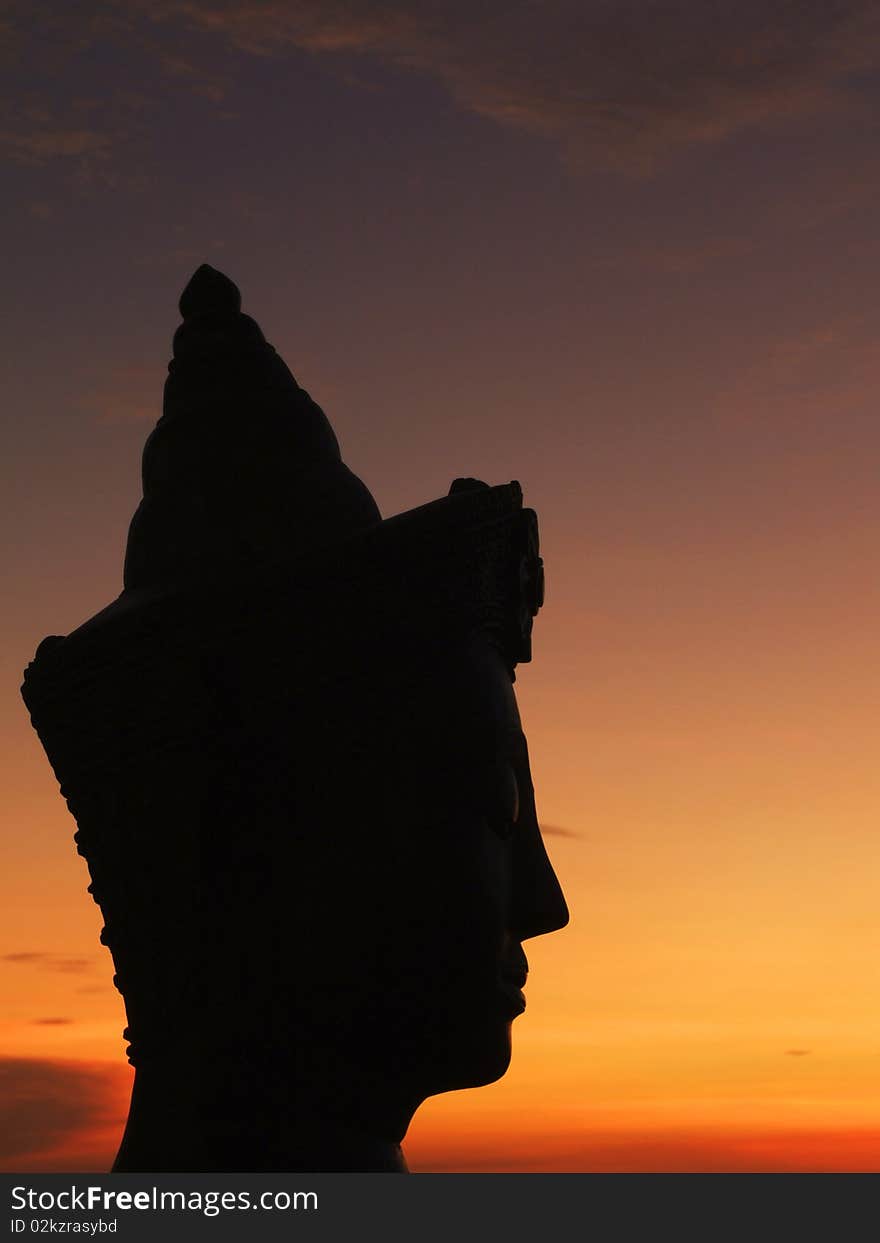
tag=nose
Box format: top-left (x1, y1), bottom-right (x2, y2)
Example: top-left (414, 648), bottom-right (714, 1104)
top-left (510, 821), bottom-right (570, 941)
top-left (508, 752), bottom-right (569, 940)
top-left (504, 730), bottom-right (574, 934)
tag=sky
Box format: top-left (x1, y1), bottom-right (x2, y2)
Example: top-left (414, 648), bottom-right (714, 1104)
top-left (2, 0), bottom-right (880, 1172)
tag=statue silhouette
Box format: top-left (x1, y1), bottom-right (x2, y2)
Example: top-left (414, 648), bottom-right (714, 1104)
top-left (21, 266), bottom-right (569, 1172)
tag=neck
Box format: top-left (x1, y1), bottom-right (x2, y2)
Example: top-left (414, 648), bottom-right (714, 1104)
top-left (112, 1058), bottom-right (417, 1172)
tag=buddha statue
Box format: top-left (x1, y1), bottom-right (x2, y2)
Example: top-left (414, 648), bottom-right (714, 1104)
top-left (21, 266), bottom-right (569, 1172)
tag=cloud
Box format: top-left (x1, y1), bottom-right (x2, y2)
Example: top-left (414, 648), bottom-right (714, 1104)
top-left (3, 952), bottom-right (98, 975)
top-left (154, 0), bottom-right (880, 170)
top-left (32, 1018), bottom-right (74, 1026)
top-left (595, 234), bottom-right (756, 275)
top-left (785, 1048), bottom-right (812, 1056)
top-left (153, 48), bottom-right (228, 103)
top-left (52, 959), bottom-right (96, 975)
top-left (0, 6), bottom-right (221, 177)
top-left (539, 823), bottom-right (581, 839)
top-left (715, 314), bottom-right (880, 426)
top-left (0, 122), bottom-right (111, 165)
top-left (0, 86), bottom-right (118, 177)
top-left (6, 2), bottom-right (880, 174)
top-left (0, 1058), bottom-right (125, 1171)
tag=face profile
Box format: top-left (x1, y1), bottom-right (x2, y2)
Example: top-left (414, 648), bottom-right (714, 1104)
top-left (282, 634), bottom-right (569, 1111)
top-left (392, 634), bottom-right (569, 1094)
top-left (21, 266), bottom-right (570, 1172)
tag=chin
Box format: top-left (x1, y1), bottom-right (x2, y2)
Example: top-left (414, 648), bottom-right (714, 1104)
top-left (425, 1016), bottom-right (514, 1095)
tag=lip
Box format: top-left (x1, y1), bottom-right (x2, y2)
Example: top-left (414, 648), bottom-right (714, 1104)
top-left (496, 955), bottom-right (528, 1015)
top-left (496, 983), bottom-right (527, 1016)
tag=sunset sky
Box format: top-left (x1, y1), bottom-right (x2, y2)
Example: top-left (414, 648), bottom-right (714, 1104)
top-left (3, 1), bottom-right (880, 1172)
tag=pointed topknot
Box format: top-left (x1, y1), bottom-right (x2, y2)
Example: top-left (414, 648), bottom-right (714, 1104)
top-left (120, 264), bottom-right (384, 591)
top-left (178, 265), bottom-right (242, 319)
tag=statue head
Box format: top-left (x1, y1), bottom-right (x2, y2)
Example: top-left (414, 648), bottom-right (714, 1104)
top-left (21, 267), bottom-right (568, 1170)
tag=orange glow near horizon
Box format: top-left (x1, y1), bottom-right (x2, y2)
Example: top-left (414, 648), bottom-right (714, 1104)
top-left (6, 588), bottom-right (880, 1171)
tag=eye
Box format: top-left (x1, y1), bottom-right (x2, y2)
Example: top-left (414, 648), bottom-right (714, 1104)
top-left (486, 761), bottom-right (520, 840)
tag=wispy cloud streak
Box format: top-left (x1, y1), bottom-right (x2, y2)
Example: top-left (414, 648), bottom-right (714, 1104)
top-left (5, 2), bottom-right (880, 172)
